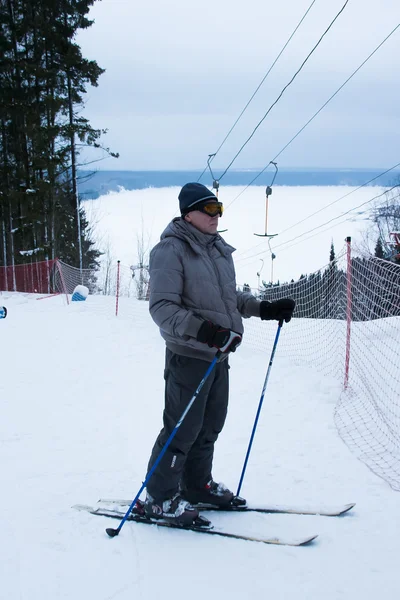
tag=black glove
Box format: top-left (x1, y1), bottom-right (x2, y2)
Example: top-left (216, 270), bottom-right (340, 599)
top-left (196, 321), bottom-right (242, 353)
top-left (260, 298), bottom-right (295, 323)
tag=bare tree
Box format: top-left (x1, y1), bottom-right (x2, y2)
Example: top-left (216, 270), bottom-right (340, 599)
top-left (99, 237), bottom-right (116, 295)
top-left (131, 217), bottom-right (150, 300)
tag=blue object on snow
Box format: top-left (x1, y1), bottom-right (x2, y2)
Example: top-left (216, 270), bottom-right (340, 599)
top-left (71, 285), bottom-right (89, 302)
top-left (71, 292), bottom-right (86, 302)
top-left (0, 306), bottom-right (7, 319)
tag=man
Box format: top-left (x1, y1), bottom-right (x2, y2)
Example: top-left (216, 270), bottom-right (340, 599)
top-left (145, 182), bottom-right (295, 525)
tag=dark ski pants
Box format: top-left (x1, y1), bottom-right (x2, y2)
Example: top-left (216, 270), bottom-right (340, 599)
top-left (146, 348), bottom-right (229, 501)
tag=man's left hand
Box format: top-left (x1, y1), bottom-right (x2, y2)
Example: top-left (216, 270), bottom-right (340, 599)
top-left (260, 299), bottom-right (296, 323)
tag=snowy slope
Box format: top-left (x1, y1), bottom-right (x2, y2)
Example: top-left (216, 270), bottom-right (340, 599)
top-left (83, 184), bottom-right (382, 287)
top-left (0, 292), bottom-right (398, 600)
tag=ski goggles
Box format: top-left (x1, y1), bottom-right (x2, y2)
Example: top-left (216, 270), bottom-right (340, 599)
top-left (195, 201), bottom-right (224, 217)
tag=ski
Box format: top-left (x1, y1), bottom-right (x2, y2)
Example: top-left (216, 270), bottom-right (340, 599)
top-left (191, 501), bottom-right (356, 517)
top-left (97, 497), bottom-right (355, 517)
top-left (73, 504), bottom-right (318, 547)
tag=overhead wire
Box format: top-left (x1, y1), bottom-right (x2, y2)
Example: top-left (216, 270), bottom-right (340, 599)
top-left (274, 184), bottom-right (400, 249)
top-left (236, 192), bottom-right (400, 272)
top-left (236, 220), bottom-right (348, 271)
top-left (234, 184), bottom-right (400, 266)
top-left (197, 0), bottom-right (318, 183)
top-left (278, 162), bottom-right (400, 236)
top-left (225, 22), bottom-right (400, 211)
top-left (217, 0), bottom-right (350, 182)
top-left (233, 161), bottom-right (400, 261)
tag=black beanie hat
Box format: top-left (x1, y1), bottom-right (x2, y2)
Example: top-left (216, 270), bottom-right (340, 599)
top-left (179, 183), bottom-right (218, 215)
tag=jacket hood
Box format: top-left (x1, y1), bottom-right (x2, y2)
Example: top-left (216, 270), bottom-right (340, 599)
top-left (160, 218), bottom-right (235, 256)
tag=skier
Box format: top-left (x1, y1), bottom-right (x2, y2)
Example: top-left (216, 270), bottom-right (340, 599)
top-left (145, 182), bottom-right (295, 525)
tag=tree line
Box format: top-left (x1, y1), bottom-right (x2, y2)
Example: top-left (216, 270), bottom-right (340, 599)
top-left (255, 241), bottom-right (400, 321)
top-left (0, 0), bottom-right (116, 273)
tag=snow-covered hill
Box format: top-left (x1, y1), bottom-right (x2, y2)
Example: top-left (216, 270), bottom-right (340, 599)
top-left (0, 292), bottom-right (398, 600)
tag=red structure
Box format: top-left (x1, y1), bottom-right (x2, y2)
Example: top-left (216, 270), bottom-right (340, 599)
top-left (388, 232), bottom-right (400, 262)
top-left (0, 259), bottom-right (58, 294)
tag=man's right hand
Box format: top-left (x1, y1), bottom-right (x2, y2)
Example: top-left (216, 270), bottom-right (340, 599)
top-left (196, 321), bottom-right (242, 353)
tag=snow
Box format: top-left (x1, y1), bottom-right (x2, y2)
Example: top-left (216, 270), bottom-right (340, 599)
top-left (83, 184), bottom-right (382, 287)
top-left (0, 290), bottom-right (398, 600)
top-left (19, 248), bottom-right (43, 256)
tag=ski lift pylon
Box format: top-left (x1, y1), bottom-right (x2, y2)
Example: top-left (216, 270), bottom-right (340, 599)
top-left (387, 232), bottom-right (400, 261)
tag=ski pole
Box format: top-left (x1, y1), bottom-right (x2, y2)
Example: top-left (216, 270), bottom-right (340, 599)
top-left (236, 320), bottom-right (283, 497)
top-left (106, 351), bottom-right (222, 538)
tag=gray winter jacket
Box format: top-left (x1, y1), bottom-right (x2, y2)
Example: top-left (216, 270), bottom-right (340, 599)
top-left (149, 218), bottom-right (261, 361)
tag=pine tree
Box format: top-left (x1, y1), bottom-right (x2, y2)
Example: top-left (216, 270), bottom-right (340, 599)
top-left (374, 237), bottom-right (385, 259)
top-left (0, 0), bottom-right (117, 275)
top-left (329, 240), bottom-right (335, 264)
top-left (322, 241), bottom-right (339, 318)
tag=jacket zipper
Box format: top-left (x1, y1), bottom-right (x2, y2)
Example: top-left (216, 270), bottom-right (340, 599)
top-left (208, 246), bottom-right (234, 329)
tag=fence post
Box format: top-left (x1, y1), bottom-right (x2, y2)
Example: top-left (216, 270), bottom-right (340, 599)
top-left (55, 259), bottom-right (69, 305)
top-left (344, 236), bottom-right (352, 389)
top-left (115, 260), bottom-right (121, 317)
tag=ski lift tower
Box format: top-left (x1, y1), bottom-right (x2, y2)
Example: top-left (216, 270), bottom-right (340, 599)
top-left (388, 232), bottom-right (400, 262)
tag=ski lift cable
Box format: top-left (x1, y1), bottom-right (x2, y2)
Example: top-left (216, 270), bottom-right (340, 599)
top-left (235, 209), bottom-right (382, 270)
top-left (225, 22), bottom-right (400, 211)
top-left (265, 185), bottom-right (400, 251)
top-left (197, 0), bottom-right (318, 183)
top-left (278, 160), bottom-right (400, 237)
top-left (217, 0), bottom-right (350, 183)
top-left (234, 160), bottom-right (400, 261)
top-left (270, 186), bottom-right (399, 257)
top-left (238, 226), bottom-right (349, 273)
top-left (235, 186), bottom-right (400, 265)
top-left (261, 205), bottom-right (400, 260)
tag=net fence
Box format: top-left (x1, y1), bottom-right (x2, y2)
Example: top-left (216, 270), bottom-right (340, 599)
top-left (0, 259), bottom-right (58, 294)
top-left (242, 244), bottom-right (400, 490)
top-left (1, 246), bottom-right (399, 489)
top-left (0, 259), bottom-right (147, 302)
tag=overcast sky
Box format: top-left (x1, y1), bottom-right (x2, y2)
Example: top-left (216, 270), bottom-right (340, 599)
top-left (77, 0), bottom-right (400, 171)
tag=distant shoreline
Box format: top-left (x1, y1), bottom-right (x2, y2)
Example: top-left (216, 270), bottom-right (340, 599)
top-left (78, 168), bottom-right (399, 200)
